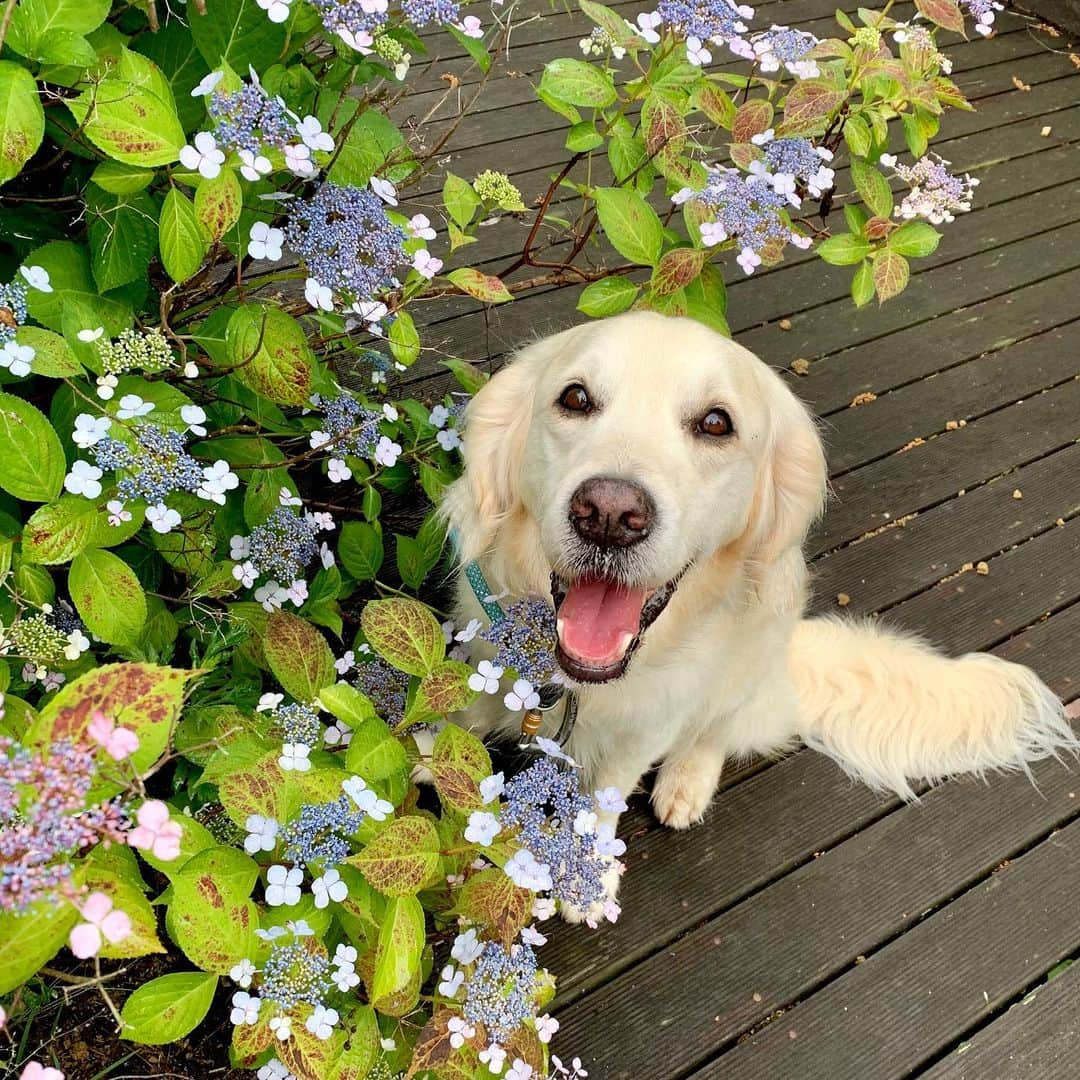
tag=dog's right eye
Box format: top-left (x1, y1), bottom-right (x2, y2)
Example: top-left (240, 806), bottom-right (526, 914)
top-left (558, 384), bottom-right (592, 413)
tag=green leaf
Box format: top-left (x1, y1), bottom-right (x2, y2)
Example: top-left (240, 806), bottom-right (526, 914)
top-left (370, 895), bottom-right (425, 1013)
top-left (226, 304), bottom-right (315, 405)
top-left (361, 597), bottom-right (444, 677)
top-left (66, 49), bottom-right (185, 167)
top-left (566, 121), bottom-right (604, 153)
top-left (351, 815), bottom-right (440, 896)
top-left (8, 0), bottom-right (109, 46)
top-left (442, 357), bottom-right (489, 394)
top-left (87, 187), bottom-right (160, 293)
top-left (594, 187), bottom-right (664, 267)
top-left (851, 259), bottom-right (875, 307)
top-left (14, 327), bottom-right (82, 379)
top-left (133, 20), bottom-right (212, 131)
top-left (339, 521), bottom-right (384, 581)
top-left (888, 221), bottom-right (942, 258)
top-left (69, 548), bottom-right (148, 646)
top-left (159, 188), bottom-right (210, 284)
top-left (873, 249), bottom-right (910, 301)
top-left (851, 157), bottom-right (893, 219)
top-left (446, 22), bottom-right (492, 74)
top-left (166, 847), bottom-right (260, 973)
top-left (83, 852), bottom-right (164, 960)
top-left (816, 233), bottom-right (871, 266)
top-left (188, 0), bottom-right (289, 71)
top-left (263, 610), bottom-right (336, 701)
top-left (22, 495), bottom-right (139, 564)
top-left (539, 57), bottom-right (617, 108)
top-left (320, 682), bottom-right (377, 729)
top-left (344, 712), bottom-right (410, 791)
top-left (578, 0), bottom-right (641, 49)
top-left (0, 61), bottom-right (45, 185)
top-left (691, 82), bottom-right (736, 128)
top-left (0, 900), bottom-right (77, 995)
top-left (328, 109), bottom-right (406, 187)
top-left (388, 310), bottom-right (420, 367)
top-left (446, 268), bottom-right (513, 304)
top-left (844, 204), bottom-right (869, 236)
top-left (195, 168), bottom-right (243, 241)
top-left (0, 391), bottom-right (66, 502)
top-left (843, 114), bottom-right (872, 158)
top-left (120, 972), bottom-right (218, 1045)
top-left (577, 276), bottom-right (640, 317)
top-left (683, 263), bottom-right (729, 336)
top-left (442, 172), bottom-right (481, 229)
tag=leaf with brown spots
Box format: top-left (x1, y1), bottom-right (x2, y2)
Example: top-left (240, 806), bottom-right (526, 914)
top-left (915, 0), bottom-right (965, 33)
top-left (779, 79), bottom-right (847, 136)
top-left (263, 609), bottom-right (337, 701)
top-left (505, 1023), bottom-right (546, 1073)
top-left (328, 1006), bottom-right (380, 1080)
top-left (362, 597), bottom-right (445, 677)
top-left (28, 663), bottom-right (195, 797)
top-left (231, 1017), bottom-right (276, 1067)
top-left (430, 723), bottom-right (492, 813)
top-left (217, 747), bottom-right (346, 827)
top-left (458, 869), bottom-right (533, 947)
top-left (412, 660), bottom-right (478, 724)
top-left (195, 167), bottom-right (242, 240)
top-left (642, 95), bottom-right (687, 157)
top-left (165, 847), bottom-right (260, 974)
top-left (351, 815), bottom-right (441, 896)
top-left (651, 248), bottom-right (708, 297)
top-left (404, 1010), bottom-right (459, 1079)
top-left (69, 547), bottom-right (147, 646)
top-left (731, 99), bottom-right (774, 143)
top-left (226, 303), bottom-right (315, 406)
top-left (370, 895), bottom-right (425, 1014)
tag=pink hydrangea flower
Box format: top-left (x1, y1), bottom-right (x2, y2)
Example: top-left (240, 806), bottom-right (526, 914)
top-left (86, 710), bottom-right (140, 761)
top-left (21, 1064), bottom-right (65, 1080)
top-left (69, 891), bottom-right (132, 959)
top-left (127, 800), bottom-right (183, 861)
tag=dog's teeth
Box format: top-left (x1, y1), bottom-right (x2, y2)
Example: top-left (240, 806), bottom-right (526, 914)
top-left (617, 631), bottom-right (634, 655)
top-left (557, 617), bottom-right (565, 639)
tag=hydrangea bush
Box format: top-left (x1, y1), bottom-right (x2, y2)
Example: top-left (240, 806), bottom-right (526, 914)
top-left (0, 0), bottom-right (989, 1074)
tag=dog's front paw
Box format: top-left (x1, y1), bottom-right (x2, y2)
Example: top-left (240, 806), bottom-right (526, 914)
top-left (560, 860), bottom-right (621, 926)
top-left (652, 758), bottom-right (718, 829)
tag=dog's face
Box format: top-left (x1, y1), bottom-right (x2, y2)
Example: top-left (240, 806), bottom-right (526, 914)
top-left (443, 312), bottom-right (826, 684)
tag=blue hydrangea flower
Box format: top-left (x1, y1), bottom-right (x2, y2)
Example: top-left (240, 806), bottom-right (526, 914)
top-left (308, 0), bottom-right (389, 44)
top-left (655, 0), bottom-right (755, 57)
top-left (750, 24), bottom-right (819, 78)
top-left (92, 424), bottom-right (204, 504)
top-left (0, 280), bottom-right (28, 346)
top-left (462, 941), bottom-right (539, 1041)
top-left (209, 83), bottom-right (295, 156)
top-left (480, 597), bottom-right (558, 685)
top-left (273, 702), bottom-right (323, 748)
top-left (310, 393), bottom-right (382, 459)
top-left (260, 940), bottom-right (331, 1011)
top-left (355, 658), bottom-right (409, 727)
top-left (279, 795), bottom-right (365, 871)
top-left (284, 183), bottom-right (406, 308)
top-left (401, 0), bottom-right (461, 25)
top-left (246, 507), bottom-right (321, 583)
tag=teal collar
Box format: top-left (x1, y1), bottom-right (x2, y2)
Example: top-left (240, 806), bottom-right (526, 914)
top-left (464, 560), bottom-right (506, 623)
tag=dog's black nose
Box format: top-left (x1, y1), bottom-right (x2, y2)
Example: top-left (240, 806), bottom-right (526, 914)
top-left (569, 476), bottom-right (655, 548)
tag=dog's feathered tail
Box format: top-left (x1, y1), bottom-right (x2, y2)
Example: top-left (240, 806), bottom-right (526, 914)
top-left (790, 616), bottom-right (1077, 800)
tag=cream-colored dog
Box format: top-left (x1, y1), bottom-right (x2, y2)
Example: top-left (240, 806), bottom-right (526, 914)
top-left (441, 311), bottom-right (1073, 909)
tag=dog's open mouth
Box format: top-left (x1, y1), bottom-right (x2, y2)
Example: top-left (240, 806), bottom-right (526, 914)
top-left (551, 572), bottom-right (682, 683)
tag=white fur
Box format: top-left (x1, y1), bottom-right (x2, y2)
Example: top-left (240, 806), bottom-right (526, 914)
top-left (440, 312), bottom-right (1075, 905)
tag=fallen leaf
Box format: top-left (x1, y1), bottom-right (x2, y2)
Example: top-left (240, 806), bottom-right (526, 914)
top-left (1070, 52), bottom-right (1080, 67)
top-left (975, 561), bottom-right (990, 576)
top-left (1012, 76), bottom-right (1031, 91)
top-left (849, 391), bottom-right (877, 408)
top-left (899, 437), bottom-right (925, 453)
top-left (836, 592), bottom-right (850, 607)
top-left (1012, 489), bottom-right (1023, 500)
top-left (790, 358), bottom-right (810, 375)
top-left (778, 318), bottom-right (792, 331)
top-left (1041, 125), bottom-right (1053, 137)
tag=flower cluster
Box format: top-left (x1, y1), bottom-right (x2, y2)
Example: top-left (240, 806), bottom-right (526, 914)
top-left (0, 737), bottom-right (125, 912)
top-left (308, 0), bottom-right (477, 61)
top-left (97, 328), bottom-right (173, 377)
top-left (355, 657), bottom-right (410, 727)
top-left (750, 132), bottom-right (835, 207)
top-left (7, 607), bottom-right (87, 669)
top-left (309, 392), bottom-right (383, 460)
top-left (579, 26), bottom-right (628, 60)
top-left (209, 82), bottom-right (295, 157)
top-left (284, 182), bottom-right (406, 312)
top-left (674, 166), bottom-right (808, 274)
top-left (892, 22), bottom-right (953, 73)
top-left (480, 597), bottom-right (558, 686)
top-left (401, 0), bottom-right (461, 27)
top-left (646, 0), bottom-right (756, 65)
top-left (462, 941), bottom-right (539, 1041)
top-left (0, 278), bottom-right (28, 346)
top-left (880, 153), bottom-right (979, 224)
top-left (231, 507), bottom-right (333, 610)
top-left (91, 424), bottom-right (204, 504)
top-left (271, 701), bottom-right (323, 748)
top-left (962, 0), bottom-right (1003, 36)
top-left (473, 170), bottom-right (527, 212)
top-left (279, 794), bottom-right (365, 871)
top-left (750, 24), bottom-right (819, 78)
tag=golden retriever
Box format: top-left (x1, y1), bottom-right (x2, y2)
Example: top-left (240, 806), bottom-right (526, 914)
top-left (440, 311), bottom-right (1073, 911)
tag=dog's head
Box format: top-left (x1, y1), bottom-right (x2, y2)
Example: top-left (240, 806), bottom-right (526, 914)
top-left (442, 311), bottom-right (827, 683)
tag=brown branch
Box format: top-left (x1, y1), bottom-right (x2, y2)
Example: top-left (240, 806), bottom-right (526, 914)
top-left (0, 0), bottom-right (18, 53)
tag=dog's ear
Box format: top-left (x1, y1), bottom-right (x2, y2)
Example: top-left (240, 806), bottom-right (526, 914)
top-left (441, 327), bottom-right (579, 562)
top-left (745, 366), bottom-right (827, 608)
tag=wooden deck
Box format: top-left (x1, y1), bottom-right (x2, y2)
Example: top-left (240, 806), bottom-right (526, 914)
top-left (397, 4), bottom-right (1080, 1076)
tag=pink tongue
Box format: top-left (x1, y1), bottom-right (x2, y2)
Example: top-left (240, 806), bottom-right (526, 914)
top-left (557, 578), bottom-right (650, 668)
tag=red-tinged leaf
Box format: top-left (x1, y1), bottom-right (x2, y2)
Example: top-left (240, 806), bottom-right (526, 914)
top-left (731, 99), bottom-right (774, 143)
top-left (728, 141), bottom-right (762, 171)
top-left (413, 660), bottom-right (477, 719)
top-left (458, 868), bottom-right (535, 946)
top-left (651, 247), bottom-right (708, 295)
top-left (505, 1024), bottom-right (546, 1073)
top-left (873, 249), bottom-right (910, 301)
top-left (231, 1019), bottom-right (276, 1068)
top-left (642, 95), bottom-right (687, 157)
top-left (447, 267), bottom-right (513, 304)
top-left (915, 0), bottom-right (966, 33)
top-left (263, 610), bottom-right (336, 701)
top-left (405, 1010), bottom-right (461, 1079)
top-left (780, 79), bottom-right (847, 134)
top-left (361, 597), bottom-right (445, 677)
top-left (350, 815), bottom-right (441, 896)
top-left (865, 216), bottom-right (892, 240)
top-left (691, 82), bottom-right (735, 128)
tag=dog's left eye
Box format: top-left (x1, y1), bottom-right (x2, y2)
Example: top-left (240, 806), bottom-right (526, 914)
top-left (697, 408), bottom-right (734, 437)
top-left (559, 384), bottom-right (592, 413)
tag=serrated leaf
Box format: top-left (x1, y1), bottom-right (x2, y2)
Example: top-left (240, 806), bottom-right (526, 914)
top-left (780, 79), bottom-right (846, 135)
top-left (873, 249), bottom-right (910, 301)
top-left (442, 173), bottom-right (481, 229)
top-left (188, 0), bottom-right (288, 70)
top-left (159, 188), bottom-right (210, 284)
top-left (914, 0), bottom-right (966, 33)
top-left (816, 233), bottom-right (871, 266)
top-left (87, 187), bottom-right (159, 293)
top-left (351, 815), bottom-right (440, 896)
top-left (851, 157), bottom-right (894, 219)
top-left (13, 327), bottom-right (81, 379)
top-left (195, 168), bottom-right (242, 240)
top-left (370, 895), bottom-right (425, 1013)
top-left (430, 723), bottom-right (491, 812)
top-left (851, 259), bottom-right (875, 307)
top-left (888, 221), bottom-right (941, 258)
top-left (69, 548), bottom-right (147, 646)
top-left (339, 520), bottom-right (384, 581)
top-left (0, 391), bottom-right (65, 502)
top-left (388, 310), bottom-right (420, 367)
top-left (447, 267), bottom-right (513, 304)
top-left (594, 187), bottom-right (664, 267)
top-left (226, 303), bottom-right (314, 405)
top-left (539, 57), bottom-right (617, 108)
top-left (361, 597), bottom-right (444, 677)
top-left (120, 972), bottom-right (218, 1045)
top-left (458, 869), bottom-right (533, 947)
top-left (0, 61), bottom-right (45, 184)
top-left (577, 276), bottom-right (640, 317)
top-left (692, 82), bottom-right (735, 128)
top-left (843, 114), bottom-right (872, 158)
top-left (412, 661), bottom-right (478, 724)
top-left (652, 247), bottom-right (707, 295)
top-left (731, 99), bottom-right (773, 143)
top-left (263, 610), bottom-right (336, 701)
